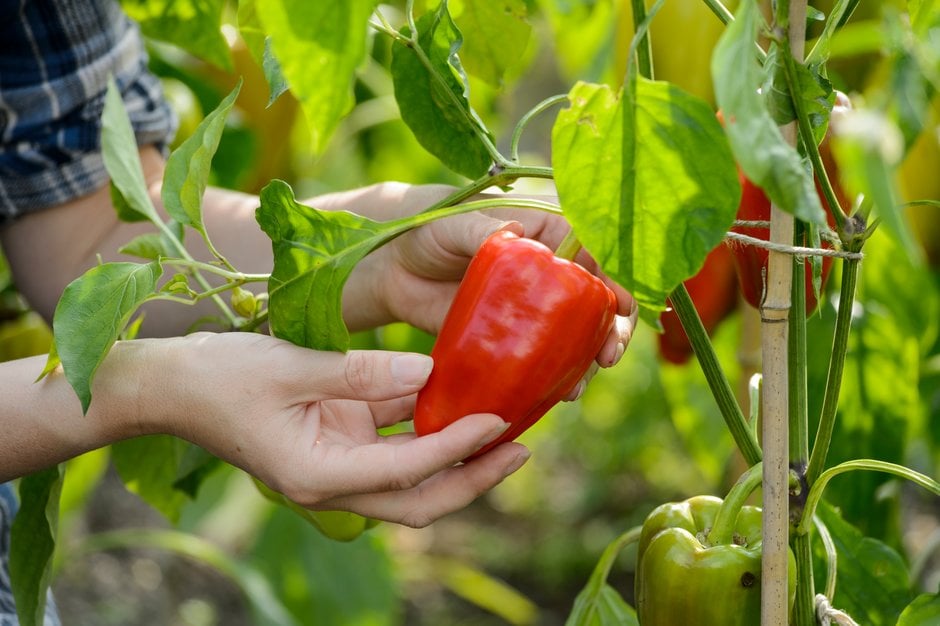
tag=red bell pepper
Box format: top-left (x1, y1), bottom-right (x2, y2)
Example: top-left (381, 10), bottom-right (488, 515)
top-left (414, 230), bottom-right (618, 457)
top-left (658, 242), bottom-right (738, 364)
top-left (729, 91), bottom-right (850, 314)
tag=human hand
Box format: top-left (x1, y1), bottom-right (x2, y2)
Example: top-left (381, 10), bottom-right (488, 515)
top-left (154, 332), bottom-right (529, 528)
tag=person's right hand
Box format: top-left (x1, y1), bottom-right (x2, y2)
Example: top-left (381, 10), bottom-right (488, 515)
top-left (147, 332), bottom-right (529, 528)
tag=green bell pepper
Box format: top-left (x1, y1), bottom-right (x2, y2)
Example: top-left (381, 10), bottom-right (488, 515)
top-left (635, 464), bottom-right (796, 625)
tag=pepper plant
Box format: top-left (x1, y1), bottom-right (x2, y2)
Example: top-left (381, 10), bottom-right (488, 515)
top-left (7, 0), bottom-right (940, 625)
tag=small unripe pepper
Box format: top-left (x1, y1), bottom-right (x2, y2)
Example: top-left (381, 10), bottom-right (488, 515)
top-left (635, 465), bottom-right (797, 626)
top-left (413, 230), bottom-right (618, 457)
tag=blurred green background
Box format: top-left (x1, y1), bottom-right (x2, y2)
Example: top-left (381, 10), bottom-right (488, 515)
top-left (1, 0), bottom-right (938, 624)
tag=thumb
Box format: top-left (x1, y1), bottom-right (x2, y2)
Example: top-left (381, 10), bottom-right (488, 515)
top-left (294, 350), bottom-right (434, 402)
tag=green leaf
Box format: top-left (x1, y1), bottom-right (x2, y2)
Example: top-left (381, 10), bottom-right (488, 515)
top-left (118, 233), bottom-right (174, 261)
top-left (451, 0), bottom-right (531, 86)
top-left (172, 444), bottom-right (223, 498)
top-left (256, 180), bottom-right (406, 352)
top-left (102, 77), bottom-right (162, 225)
top-left (257, 0), bottom-right (376, 153)
top-left (391, 2), bottom-right (495, 179)
top-left (898, 593), bottom-right (940, 625)
top-left (711, 0), bottom-right (826, 226)
top-left (120, 0), bottom-right (232, 71)
top-left (112, 435), bottom-right (190, 523)
top-left (812, 503), bottom-right (913, 624)
top-left (162, 81), bottom-right (242, 235)
top-left (249, 506), bottom-right (397, 625)
top-left (52, 261), bottom-right (163, 412)
top-left (10, 465), bottom-right (64, 626)
top-left (552, 79), bottom-right (739, 316)
top-left (431, 556), bottom-right (538, 625)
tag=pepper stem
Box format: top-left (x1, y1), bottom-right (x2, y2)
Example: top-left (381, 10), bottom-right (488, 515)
top-left (554, 228), bottom-right (583, 261)
top-left (707, 462), bottom-right (764, 547)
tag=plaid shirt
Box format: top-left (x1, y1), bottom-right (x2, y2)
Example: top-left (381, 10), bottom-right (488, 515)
top-left (0, 0), bottom-right (176, 221)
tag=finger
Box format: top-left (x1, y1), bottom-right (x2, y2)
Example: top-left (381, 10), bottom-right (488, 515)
top-left (369, 394), bottom-right (418, 429)
top-left (314, 442), bottom-right (530, 528)
top-left (284, 349), bottom-right (434, 403)
top-left (424, 211), bottom-right (523, 263)
top-left (596, 307), bottom-right (639, 368)
top-left (288, 413), bottom-right (510, 503)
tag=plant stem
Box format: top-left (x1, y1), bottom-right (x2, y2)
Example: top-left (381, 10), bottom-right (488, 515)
top-left (789, 225), bottom-right (810, 465)
top-left (805, 0), bottom-right (860, 65)
top-left (553, 229), bottom-right (582, 261)
top-left (630, 0), bottom-right (654, 80)
top-left (669, 284), bottom-right (762, 465)
top-left (797, 460), bottom-right (940, 535)
top-left (789, 224), bottom-right (814, 626)
top-left (707, 462), bottom-right (764, 546)
top-left (814, 515), bottom-right (838, 599)
top-left (701, 0), bottom-right (735, 25)
top-left (418, 165), bottom-right (555, 216)
top-left (779, 38), bottom-right (848, 231)
top-left (509, 94), bottom-right (568, 163)
top-left (157, 220), bottom-right (238, 327)
top-left (164, 260), bottom-right (268, 284)
top-left (805, 257), bottom-right (860, 485)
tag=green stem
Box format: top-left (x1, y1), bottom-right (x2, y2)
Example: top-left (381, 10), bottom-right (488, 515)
top-left (814, 515), bottom-right (838, 600)
top-left (418, 165), bottom-right (555, 216)
top-left (789, 224), bottom-right (814, 626)
top-left (778, 38), bottom-right (848, 232)
top-left (707, 462), bottom-right (764, 546)
top-left (702, 0), bottom-right (734, 25)
top-left (630, 0), bottom-right (654, 80)
top-left (805, 258), bottom-right (860, 485)
top-left (791, 533), bottom-right (816, 626)
top-left (553, 229), bottom-right (582, 261)
top-left (669, 284), bottom-right (763, 465)
top-left (789, 224), bottom-right (809, 463)
top-left (157, 220), bottom-right (238, 327)
top-left (797, 460), bottom-right (940, 535)
top-left (586, 526), bottom-right (643, 591)
top-left (164, 260), bottom-right (268, 284)
top-left (509, 94), bottom-right (568, 163)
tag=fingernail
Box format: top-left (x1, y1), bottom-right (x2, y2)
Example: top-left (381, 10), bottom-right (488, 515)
top-left (391, 354), bottom-right (433, 386)
top-left (611, 341), bottom-right (626, 366)
top-left (479, 418), bottom-right (511, 446)
top-left (573, 380), bottom-right (586, 401)
top-left (504, 449), bottom-right (531, 475)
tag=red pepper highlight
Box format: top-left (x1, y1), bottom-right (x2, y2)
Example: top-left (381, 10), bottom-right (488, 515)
top-left (414, 230), bottom-right (618, 458)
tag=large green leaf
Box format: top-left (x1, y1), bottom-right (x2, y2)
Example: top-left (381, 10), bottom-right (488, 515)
top-left (257, 0), bottom-right (376, 153)
top-left (552, 79), bottom-right (739, 318)
top-left (101, 78), bottom-right (162, 225)
top-left (390, 2), bottom-right (495, 179)
top-left (52, 262), bottom-right (163, 412)
top-left (162, 81), bottom-right (242, 235)
top-left (711, 0), bottom-right (826, 226)
top-left (10, 465), bottom-right (64, 626)
top-left (120, 0), bottom-right (231, 71)
top-left (111, 435), bottom-right (190, 523)
top-left (812, 503), bottom-right (914, 624)
top-left (451, 0), bottom-right (531, 86)
top-left (256, 181), bottom-right (404, 351)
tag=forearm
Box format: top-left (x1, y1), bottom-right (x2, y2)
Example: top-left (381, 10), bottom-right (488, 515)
top-left (0, 341), bottom-right (163, 482)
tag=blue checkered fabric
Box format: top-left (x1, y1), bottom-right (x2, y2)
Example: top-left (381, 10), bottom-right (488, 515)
top-left (0, 0), bottom-right (176, 221)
